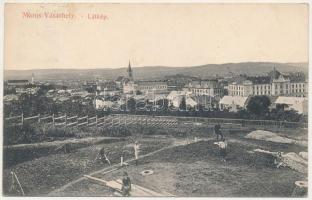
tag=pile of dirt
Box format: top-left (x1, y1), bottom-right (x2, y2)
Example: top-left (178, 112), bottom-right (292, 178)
top-left (253, 149), bottom-right (308, 174)
top-left (282, 152), bottom-right (308, 174)
top-left (245, 130), bottom-right (307, 147)
top-left (299, 152), bottom-right (308, 160)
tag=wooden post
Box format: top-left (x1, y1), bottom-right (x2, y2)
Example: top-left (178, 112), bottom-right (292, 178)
top-left (52, 114), bottom-right (55, 127)
top-left (65, 114), bottom-right (67, 128)
top-left (87, 115), bottom-right (89, 126)
top-left (38, 114), bottom-right (41, 123)
top-left (12, 171), bottom-right (25, 196)
top-left (21, 113), bottom-right (24, 125)
top-left (95, 115), bottom-right (98, 128)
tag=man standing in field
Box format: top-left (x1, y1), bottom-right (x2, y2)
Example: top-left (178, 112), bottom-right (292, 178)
top-left (121, 171), bottom-right (131, 196)
top-left (98, 147), bottom-right (111, 166)
top-left (134, 141), bottom-right (140, 165)
top-left (217, 138), bottom-right (227, 162)
top-left (214, 123), bottom-right (223, 141)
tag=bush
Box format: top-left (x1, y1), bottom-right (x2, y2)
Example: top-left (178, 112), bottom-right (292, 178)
top-left (3, 122), bottom-right (43, 145)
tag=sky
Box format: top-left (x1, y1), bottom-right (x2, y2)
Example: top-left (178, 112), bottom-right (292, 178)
top-left (4, 3), bottom-right (309, 70)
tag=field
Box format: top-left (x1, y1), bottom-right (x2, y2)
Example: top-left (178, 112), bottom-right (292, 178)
top-left (3, 121), bottom-right (308, 197)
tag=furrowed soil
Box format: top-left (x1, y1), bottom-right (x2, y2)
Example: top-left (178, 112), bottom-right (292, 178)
top-left (3, 136), bottom-right (173, 196)
top-left (56, 134), bottom-right (307, 197)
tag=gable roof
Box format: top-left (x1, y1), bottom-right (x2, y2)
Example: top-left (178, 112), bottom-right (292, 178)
top-left (275, 96), bottom-right (307, 105)
top-left (220, 96), bottom-right (249, 107)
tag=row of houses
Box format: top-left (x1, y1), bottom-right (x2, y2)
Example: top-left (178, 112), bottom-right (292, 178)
top-left (95, 89), bottom-right (308, 115)
top-left (227, 69), bottom-right (307, 97)
top-left (220, 95), bottom-right (308, 115)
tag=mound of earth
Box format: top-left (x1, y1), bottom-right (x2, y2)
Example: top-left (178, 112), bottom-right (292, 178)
top-left (245, 130), bottom-right (307, 147)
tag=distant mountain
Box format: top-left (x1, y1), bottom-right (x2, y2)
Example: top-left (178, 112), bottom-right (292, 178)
top-left (4, 62), bottom-right (308, 81)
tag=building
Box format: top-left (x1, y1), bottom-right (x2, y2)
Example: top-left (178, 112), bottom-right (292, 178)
top-left (7, 80), bottom-right (29, 87)
top-left (166, 91), bottom-right (197, 108)
top-left (95, 98), bottom-right (115, 110)
top-left (184, 79), bottom-right (224, 97)
top-left (219, 95), bottom-right (250, 112)
top-left (122, 61), bottom-right (168, 95)
top-left (165, 74), bottom-right (197, 91)
top-left (169, 95), bottom-right (197, 108)
top-left (31, 73), bottom-right (35, 84)
top-left (127, 60), bottom-right (133, 81)
top-left (96, 80), bottom-right (117, 92)
top-left (123, 81), bottom-right (137, 94)
top-left (274, 96), bottom-right (308, 115)
top-left (227, 68), bottom-right (308, 97)
top-left (136, 80), bottom-right (168, 94)
top-left (123, 61), bottom-right (137, 94)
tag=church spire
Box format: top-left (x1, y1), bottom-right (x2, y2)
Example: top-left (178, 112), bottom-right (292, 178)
top-left (127, 60), bottom-right (133, 81)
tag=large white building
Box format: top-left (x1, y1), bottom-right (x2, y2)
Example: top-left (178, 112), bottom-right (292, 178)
top-left (136, 80), bottom-right (168, 94)
top-left (184, 79), bottom-right (224, 97)
top-left (228, 69), bottom-right (307, 97)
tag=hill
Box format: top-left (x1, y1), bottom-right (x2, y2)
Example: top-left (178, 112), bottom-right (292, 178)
top-left (4, 62), bottom-right (308, 81)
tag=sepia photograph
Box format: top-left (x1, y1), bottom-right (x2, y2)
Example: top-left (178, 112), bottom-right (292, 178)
top-left (2, 2), bottom-right (309, 197)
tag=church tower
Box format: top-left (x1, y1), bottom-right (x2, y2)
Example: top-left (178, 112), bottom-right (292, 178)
top-left (127, 60), bottom-right (133, 81)
top-left (31, 73), bottom-right (35, 84)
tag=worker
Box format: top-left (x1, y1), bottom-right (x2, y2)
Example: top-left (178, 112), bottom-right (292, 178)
top-left (98, 147), bottom-right (111, 165)
top-left (214, 123), bottom-right (223, 141)
top-left (134, 141), bottom-right (140, 165)
top-left (218, 138), bottom-right (227, 162)
top-left (121, 171), bottom-right (131, 196)
top-left (274, 152), bottom-right (285, 168)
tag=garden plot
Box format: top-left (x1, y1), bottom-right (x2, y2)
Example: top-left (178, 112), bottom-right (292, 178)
top-left (3, 137), bottom-right (173, 196)
top-left (55, 138), bottom-right (307, 197)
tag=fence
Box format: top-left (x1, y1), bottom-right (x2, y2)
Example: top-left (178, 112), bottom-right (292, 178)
top-left (4, 113), bottom-right (181, 132)
top-left (4, 113), bottom-right (307, 130)
top-left (4, 114), bottom-right (119, 129)
top-left (112, 114), bottom-right (308, 129)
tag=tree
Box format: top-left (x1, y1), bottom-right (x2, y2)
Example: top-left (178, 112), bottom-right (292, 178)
top-left (136, 90), bottom-right (143, 95)
top-left (246, 95), bottom-right (271, 117)
top-left (126, 98), bottom-right (136, 112)
top-left (269, 108), bottom-right (302, 122)
top-left (179, 96), bottom-right (187, 111)
top-left (156, 98), bottom-right (169, 111)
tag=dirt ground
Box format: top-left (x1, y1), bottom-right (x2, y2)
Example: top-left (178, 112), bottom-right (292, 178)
top-left (3, 126), bottom-right (308, 197)
top-left (53, 134), bottom-right (307, 197)
top-left (3, 136), bottom-right (173, 196)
